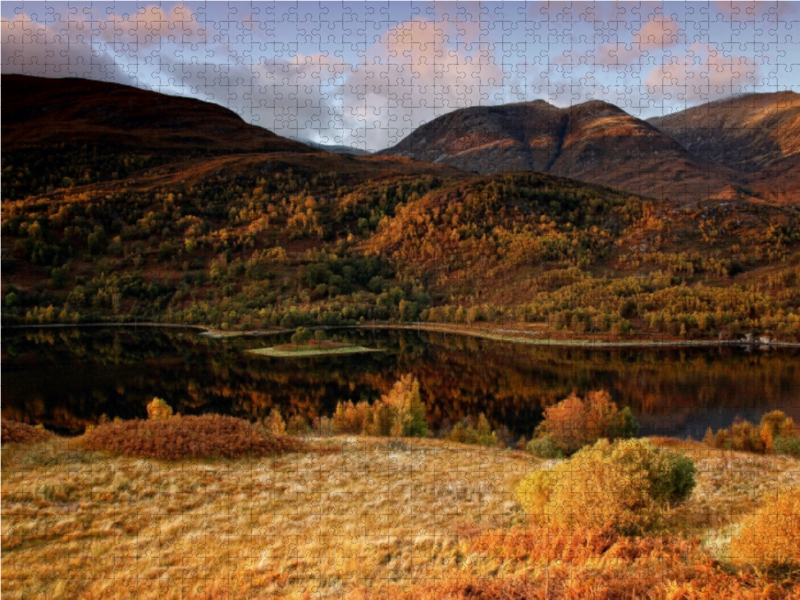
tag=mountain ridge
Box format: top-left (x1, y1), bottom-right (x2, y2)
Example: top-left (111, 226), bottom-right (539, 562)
top-left (647, 91), bottom-right (800, 173)
top-left (2, 74), bottom-right (313, 154)
top-left (377, 98), bottom-right (741, 202)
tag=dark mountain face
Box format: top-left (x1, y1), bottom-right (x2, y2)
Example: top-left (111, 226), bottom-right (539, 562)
top-left (647, 91), bottom-right (800, 172)
top-left (2, 74), bottom-right (312, 154)
top-left (378, 99), bottom-right (737, 202)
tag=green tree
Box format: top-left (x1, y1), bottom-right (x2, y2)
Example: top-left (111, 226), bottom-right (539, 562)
top-left (291, 327), bottom-right (312, 347)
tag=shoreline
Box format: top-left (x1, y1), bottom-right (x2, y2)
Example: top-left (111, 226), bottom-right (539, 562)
top-left (5, 321), bottom-right (800, 349)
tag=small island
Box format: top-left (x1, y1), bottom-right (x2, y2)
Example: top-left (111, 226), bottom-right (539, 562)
top-left (247, 327), bottom-right (382, 357)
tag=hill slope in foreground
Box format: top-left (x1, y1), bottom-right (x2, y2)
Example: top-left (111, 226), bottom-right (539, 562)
top-left (2, 76), bottom-right (800, 343)
top-left (2, 430), bottom-right (799, 599)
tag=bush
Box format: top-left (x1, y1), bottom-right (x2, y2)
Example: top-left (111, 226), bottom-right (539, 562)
top-left (760, 410), bottom-right (795, 439)
top-left (774, 435), bottom-right (800, 457)
top-left (1, 419), bottom-right (53, 445)
top-left (525, 434), bottom-right (563, 458)
top-left (286, 413), bottom-right (310, 436)
top-left (264, 407), bottom-right (286, 435)
top-left (331, 375), bottom-right (428, 438)
top-left (291, 327), bottom-right (312, 345)
top-left (531, 390), bottom-right (639, 455)
top-left (146, 397), bottom-right (174, 421)
top-left (83, 414), bottom-right (308, 460)
top-left (730, 488), bottom-right (800, 570)
top-left (516, 438), bottom-right (696, 534)
top-left (704, 410), bottom-right (797, 454)
top-left (448, 414), bottom-right (497, 447)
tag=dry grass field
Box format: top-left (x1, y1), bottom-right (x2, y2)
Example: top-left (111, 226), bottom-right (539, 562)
top-left (2, 430), bottom-right (799, 599)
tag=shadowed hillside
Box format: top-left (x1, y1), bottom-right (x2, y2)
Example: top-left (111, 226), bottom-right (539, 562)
top-left (1, 74), bottom-right (313, 198)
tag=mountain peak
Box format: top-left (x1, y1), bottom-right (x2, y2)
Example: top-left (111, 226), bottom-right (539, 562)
top-left (379, 99), bottom-right (734, 201)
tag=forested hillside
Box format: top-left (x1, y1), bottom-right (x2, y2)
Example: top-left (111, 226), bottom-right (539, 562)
top-left (3, 76), bottom-right (800, 341)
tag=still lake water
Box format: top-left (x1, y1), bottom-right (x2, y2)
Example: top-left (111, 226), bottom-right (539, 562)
top-left (3, 326), bottom-right (799, 439)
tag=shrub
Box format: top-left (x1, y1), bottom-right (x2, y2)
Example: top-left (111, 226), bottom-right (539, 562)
top-left (532, 390), bottom-right (639, 455)
top-left (146, 397), bottom-right (174, 421)
top-left (264, 407), bottom-right (286, 435)
top-left (286, 413), bottom-right (310, 436)
top-left (1, 419), bottom-right (53, 445)
top-left (774, 435), bottom-right (800, 457)
top-left (83, 414), bottom-right (308, 460)
top-left (448, 414), bottom-right (497, 447)
top-left (381, 374), bottom-right (429, 438)
top-left (332, 400), bottom-right (373, 434)
top-left (525, 434), bottom-right (563, 458)
top-left (730, 488), bottom-right (800, 570)
top-left (704, 410), bottom-right (797, 454)
top-left (760, 410), bottom-right (795, 439)
top-left (331, 375), bottom-right (428, 438)
top-left (291, 327), bottom-right (312, 345)
top-left (516, 438), bottom-right (696, 534)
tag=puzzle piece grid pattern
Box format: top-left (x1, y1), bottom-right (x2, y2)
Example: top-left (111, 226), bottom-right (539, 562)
top-left (3, 2), bottom-right (799, 152)
top-left (2, 2), bottom-right (800, 599)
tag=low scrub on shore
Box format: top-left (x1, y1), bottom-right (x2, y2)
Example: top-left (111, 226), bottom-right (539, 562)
top-left (3, 428), bottom-right (800, 599)
top-left (83, 413), bottom-right (308, 460)
top-left (704, 410), bottom-right (799, 455)
top-left (353, 525), bottom-right (791, 600)
top-left (1, 419), bottom-right (53, 445)
top-left (330, 374), bottom-right (428, 437)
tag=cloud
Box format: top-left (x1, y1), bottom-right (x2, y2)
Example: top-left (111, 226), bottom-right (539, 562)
top-left (634, 16), bottom-right (684, 49)
top-left (643, 43), bottom-right (762, 103)
top-left (1, 12), bottom-right (129, 83)
top-left (2, 3), bottom-right (797, 149)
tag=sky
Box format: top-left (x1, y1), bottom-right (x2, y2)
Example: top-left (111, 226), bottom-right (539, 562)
top-left (3, 1), bottom-right (799, 152)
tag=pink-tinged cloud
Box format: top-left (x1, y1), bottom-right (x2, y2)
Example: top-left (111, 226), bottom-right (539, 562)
top-left (634, 16), bottom-right (684, 49)
top-left (99, 5), bottom-right (209, 47)
top-left (644, 43), bottom-right (762, 103)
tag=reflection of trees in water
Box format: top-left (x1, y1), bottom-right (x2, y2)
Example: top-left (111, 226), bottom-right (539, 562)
top-left (3, 328), bottom-right (799, 436)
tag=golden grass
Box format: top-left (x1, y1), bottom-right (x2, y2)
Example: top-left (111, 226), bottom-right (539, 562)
top-left (2, 434), bottom-right (799, 599)
top-left (730, 487), bottom-right (800, 570)
top-left (351, 527), bottom-right (789, 599)
top-left (1, 436), bottom-right (533, 599)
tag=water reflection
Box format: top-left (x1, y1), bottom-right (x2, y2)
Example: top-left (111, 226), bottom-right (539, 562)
top-left (3, 327), bottom-right (799, 439)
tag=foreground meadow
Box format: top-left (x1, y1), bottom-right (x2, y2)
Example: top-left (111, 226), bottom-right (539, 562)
top-left (2, 424), bottom-right (799, 600)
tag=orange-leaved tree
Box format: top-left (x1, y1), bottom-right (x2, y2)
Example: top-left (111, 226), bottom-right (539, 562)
top-left (531, 390), bottom-right (638, 456)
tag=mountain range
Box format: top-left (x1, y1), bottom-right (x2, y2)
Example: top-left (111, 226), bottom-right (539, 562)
top-left (2, 73), bottom-right (800, 342)
top-left (4, 74), bottom-right (798, 204)
top-left (379, 93), bottom-right (799, 203)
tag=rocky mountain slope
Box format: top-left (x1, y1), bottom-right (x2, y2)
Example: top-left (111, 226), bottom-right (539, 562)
top-left (648, 91), bottom-right (800, 173)
top-left (378, 100), bottom-right (738, 202)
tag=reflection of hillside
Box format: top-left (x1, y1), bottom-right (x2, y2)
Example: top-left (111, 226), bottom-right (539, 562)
top-left (3, 328), bottom-right (799, 437)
